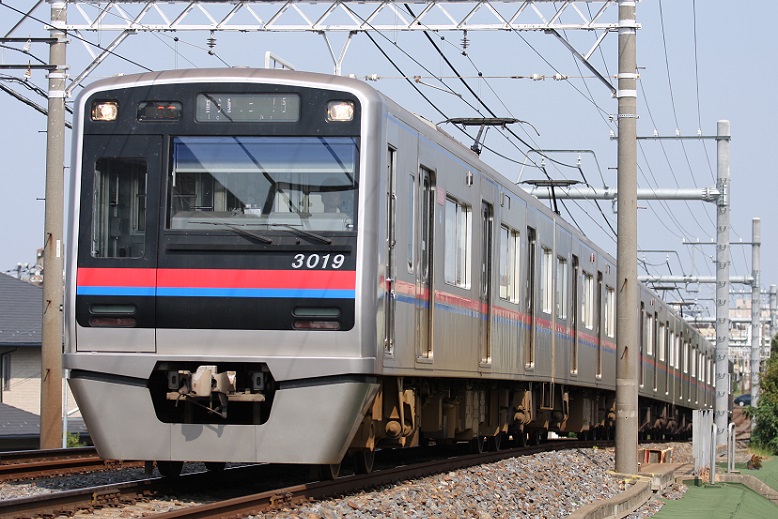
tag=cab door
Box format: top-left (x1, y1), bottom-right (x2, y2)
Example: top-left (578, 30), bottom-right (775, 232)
top-left (74, 135), bottom-right (161, 352)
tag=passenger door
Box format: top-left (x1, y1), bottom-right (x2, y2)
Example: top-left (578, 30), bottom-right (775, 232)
top-left (480, 202), bottom-right (493, 364)
top-left (416, 167), bottom-right (434, 360)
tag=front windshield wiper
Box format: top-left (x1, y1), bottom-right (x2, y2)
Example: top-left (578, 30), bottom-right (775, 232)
top-left (188, 221), bottom-right (273, 244)
top-left (267, 223), bottom-right (332, 245)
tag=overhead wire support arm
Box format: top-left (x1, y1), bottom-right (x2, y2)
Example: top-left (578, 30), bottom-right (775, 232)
top-left (59, 1), bottom-right (625, 33)
top-left (547, 29), bottom-right (616, 95)
top-left (527, 186), bottom-right (721, 204)
top-left (45, 1), bottom-right (624, 96)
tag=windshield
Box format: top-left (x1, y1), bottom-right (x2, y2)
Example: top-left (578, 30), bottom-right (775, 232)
top-left (168, 136), bottom-right (358, 232)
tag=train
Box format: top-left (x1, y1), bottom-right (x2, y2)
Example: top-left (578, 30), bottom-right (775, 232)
top-left (63, 68), bottom-right (714, 477)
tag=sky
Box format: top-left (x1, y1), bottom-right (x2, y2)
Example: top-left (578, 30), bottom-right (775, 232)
top-left (0, 0), bottom-right (776, 325)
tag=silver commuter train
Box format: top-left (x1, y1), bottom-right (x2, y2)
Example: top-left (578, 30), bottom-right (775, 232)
top-left (64, 68), bottom-right (714, 476)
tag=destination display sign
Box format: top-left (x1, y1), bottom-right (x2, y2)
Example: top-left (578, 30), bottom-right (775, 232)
top-left (196, 93), bottom-right (300, 122)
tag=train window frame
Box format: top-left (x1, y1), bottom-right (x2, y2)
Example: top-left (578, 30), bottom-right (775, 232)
top-left (91, 157), bottom-right (148, 259)
top-left (675, 333), bottom-right (683, 369)
top-left (443, 196), bottom-right (472, 289)
top-left (556, 256), bottom-right (568, 319)
top-left (691, 346), bottom-right (697, 378)
top-left (604, 286), bottom-right (615, 338)
top-left (540, 247), bottom-right (553, 314)
top-left (167, 136), bottom-right (358, 232)
top-left (658, 322), bottom-right (666, 362)
top-left (582, 271), bottom-right (594, 330)
top-left (646, 312), bottom-right (655, 356)
top-left (498, 225), bottom-right (520, 303)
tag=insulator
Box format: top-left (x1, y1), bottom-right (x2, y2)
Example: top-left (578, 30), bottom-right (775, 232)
top-left (207, 31), bottom-right (216, 49)
top-left (461, 30), bottom-right (469, 53)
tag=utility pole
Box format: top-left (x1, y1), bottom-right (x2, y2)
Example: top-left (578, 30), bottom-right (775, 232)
top-left (750, 218), bottom-right (761, 418)
top-left (40, 1), bottom-right (67, 449)
top-left (715, 120), bottom-right (731, 447)
top-left (615, 0), bottom-right (639, 476)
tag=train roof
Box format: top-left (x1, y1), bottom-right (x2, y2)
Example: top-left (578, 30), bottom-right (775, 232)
top-left (75, 67), bottom-right (382, 102)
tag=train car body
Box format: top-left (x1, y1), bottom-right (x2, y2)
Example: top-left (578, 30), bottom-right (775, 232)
top-left (64, 69), bottom-right (714, 473)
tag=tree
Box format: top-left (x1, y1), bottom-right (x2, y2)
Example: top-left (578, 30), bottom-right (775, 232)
top-left (751, 334), bottom-right (778, 453)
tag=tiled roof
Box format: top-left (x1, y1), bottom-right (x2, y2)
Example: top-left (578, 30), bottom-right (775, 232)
top-left (0, 273), bottom-right (42, 347)
top-left (0, 403), bottom-right (87, 437)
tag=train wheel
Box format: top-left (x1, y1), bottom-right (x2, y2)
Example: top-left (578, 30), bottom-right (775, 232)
top-left (509, 428), bottom-right (527, 448)
top-left (319, 462), bottom-right (342, 480)
top-left (205, 462), bottom-right (226, 472)
top-left (157, 461), bottom-right (184, 478)
top-left (487, 434), bottom-right (502, 451)
top-left (470, 436), bottom-right (486, 454)
top-left (354, 449), bottom-right (375, 474)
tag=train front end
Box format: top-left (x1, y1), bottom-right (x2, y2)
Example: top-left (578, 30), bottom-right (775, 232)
top-left (63, 69), bottom-right (384, 466)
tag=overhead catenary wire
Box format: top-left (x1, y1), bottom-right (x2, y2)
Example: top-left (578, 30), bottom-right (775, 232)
top-left (400, 5), bottom-right (607, 236)
top-left (401, 7), bottom-right (611, 220)
top-left (691, 0), bottom-right (716, 184)
top-left (0, 1), bottom-right (153, 73)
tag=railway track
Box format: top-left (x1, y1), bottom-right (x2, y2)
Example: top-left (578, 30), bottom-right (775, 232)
top-left (0, 447), bottom-right (143, 482)
top-left (0, 439), bottom-right (616, 519)
top-left (152, 440), bottom-right (619, 518)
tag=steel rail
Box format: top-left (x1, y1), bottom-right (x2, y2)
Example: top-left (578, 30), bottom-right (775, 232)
top-left (0, 477), bottom-right (164, 519)
top-left (151, 440), bottom-right (615, 519)
top-left (0, 446), bottom-right (97, 464)
top-left (0, 447), bottom-right (143, 482)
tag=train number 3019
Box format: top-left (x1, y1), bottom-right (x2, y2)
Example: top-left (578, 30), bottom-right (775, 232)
top-left (291, 253), bottom-right (346, 269)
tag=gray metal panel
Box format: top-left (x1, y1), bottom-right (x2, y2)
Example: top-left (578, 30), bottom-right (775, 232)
top-left (70, 376), bottom-right (378, 464)
top-left (75, 325), bottom-right (155, 353)
top-left (65, 351), bottom-right (375, 383)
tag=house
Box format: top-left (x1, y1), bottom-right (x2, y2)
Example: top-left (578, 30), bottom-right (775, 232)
top-left (0, 272), bottom-right (44, 413)
top-left (0, 272), bottom-right (83, 447)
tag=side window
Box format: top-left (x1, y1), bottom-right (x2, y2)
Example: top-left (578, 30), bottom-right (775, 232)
top-left (556, 256), bottom-right (568, 319)
top-left (675, 334), bottom-right (681, 371)
top-left (92, 158), bottom-right (147, 258)
top-left (604, 286), bottom-right (615, 337)
top-left (659, 322), bottom-right (666, 362)
top-left (444, 197), bottom-right (471, 288)
top-left (499, 225), bottom-right (520, 302)
top-left (646, 312), bottom-right (655, 356)
top-left (582, 272), bottom-right (594, 329)
top-left (540, 248), bottom-right (553, 314)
